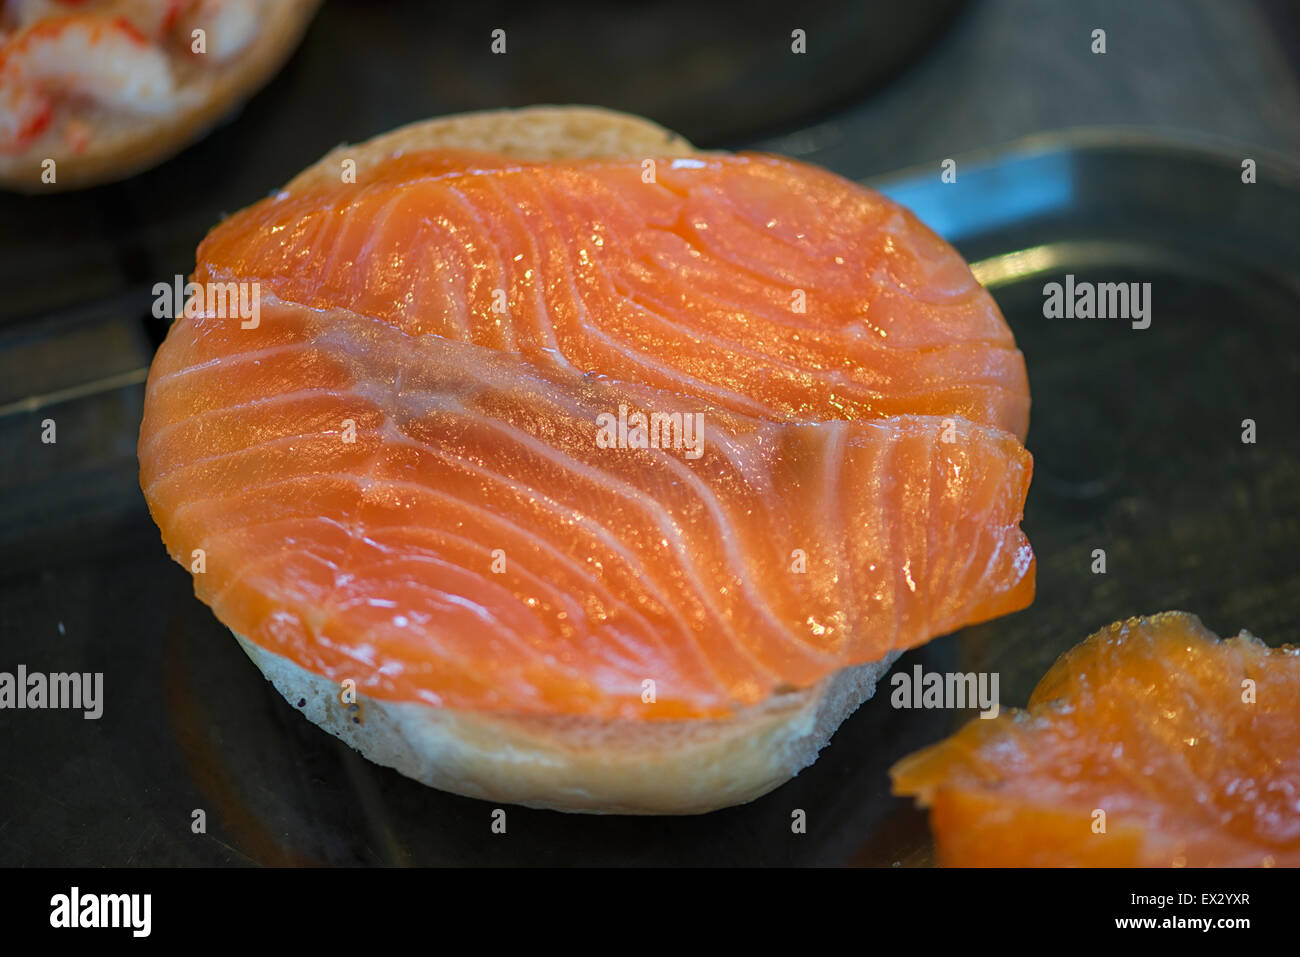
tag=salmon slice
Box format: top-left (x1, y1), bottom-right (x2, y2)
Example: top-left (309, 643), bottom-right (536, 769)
top-left (194, 150), bottom-right (1030, 438)
top-left (891, 612), bottom-right (1300, 866)
top-left (139, 295), bottom-right (1034, 719)
top-left (142, 144), bottom-right (1036, 722)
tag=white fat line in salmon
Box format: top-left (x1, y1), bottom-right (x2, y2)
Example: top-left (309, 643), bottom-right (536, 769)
top-left (50, 887), bottom-right (150, 937)
top-left (152, 275), bottom-right (261, 328)
top-left (1042, 274), bottom-right (1151, 329)
top-left (595, 404), bottom-right (705, 460)
top-left (890, 665), bottom-right (1000, 718)
top-left (0, 666), bottom-right (102, 719)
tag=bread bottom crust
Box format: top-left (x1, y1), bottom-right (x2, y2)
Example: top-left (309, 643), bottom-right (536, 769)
top-left (234, 633), bottom-right (900, 815)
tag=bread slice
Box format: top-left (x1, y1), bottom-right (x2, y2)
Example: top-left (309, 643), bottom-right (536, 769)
top-left (227, 105), bottom-right (901, 815)
top-left (0, 0), bottom-right (321, 192)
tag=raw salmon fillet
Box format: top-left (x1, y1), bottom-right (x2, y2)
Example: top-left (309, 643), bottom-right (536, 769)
top-left (891, 612), bottom-right (1300, 866)
top-left (139, 148), bottom-right (1035, 720)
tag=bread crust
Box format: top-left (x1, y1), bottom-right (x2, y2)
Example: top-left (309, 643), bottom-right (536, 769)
top-left (218, 106), bottom-right (899, 814)
top-left (236, 633), bottom-right (900, 815)
top-left (0, 0), bottom-right (321, 192)
top-left (282, 105), bottom-right (698, 192)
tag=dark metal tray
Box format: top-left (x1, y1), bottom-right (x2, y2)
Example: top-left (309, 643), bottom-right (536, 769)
top-left (1, 130), bottom-right (1296, 866)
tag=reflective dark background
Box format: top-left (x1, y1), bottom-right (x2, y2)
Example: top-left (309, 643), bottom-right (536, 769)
top-left (1, 0), bottom-right (1297, 866)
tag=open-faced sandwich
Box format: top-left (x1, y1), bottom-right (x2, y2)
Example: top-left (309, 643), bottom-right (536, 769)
top-left (138, 105), bottom-right (1034, 813)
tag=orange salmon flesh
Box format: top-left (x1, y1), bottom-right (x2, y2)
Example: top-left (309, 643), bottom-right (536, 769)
top-left (892, 612), bottom-right (1300, 867)
top-left (139, 149), bottom-right (1035, 720)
